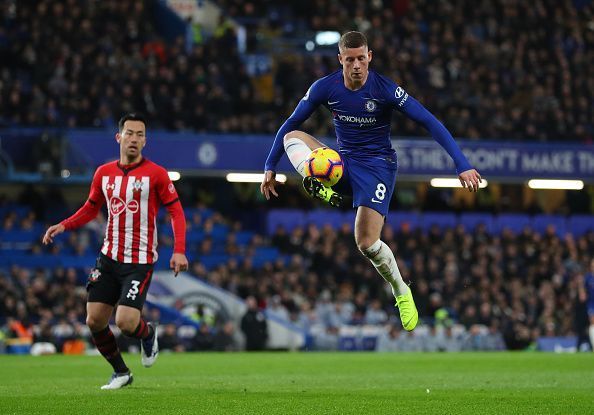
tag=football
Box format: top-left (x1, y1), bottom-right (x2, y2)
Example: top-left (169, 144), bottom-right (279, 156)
top-left (305, 147), bottom-right (344, 187)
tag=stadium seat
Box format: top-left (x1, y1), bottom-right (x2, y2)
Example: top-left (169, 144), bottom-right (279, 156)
top-left (197, 254), bottom-right (230, 270)
top-left (532, 215), bottom-right (567, 236)
top-left (459, 213), bottom-right (496, 233)
top-left (419, 212), bottom-right (457, 232)
top-left (60, 255), bottom-right (96, 269)
top-left (267, 209), bottom-right (306, 235)
top-left (305, 208), bottom-right (347, 229)
top-left (235, 231), bottom-right (254, 246)
top-left (386, 211), bottom-right (421, 231)
top-left (567, 215), bottom-right (594, 237)
top-left (186, 230), bottom-right (205, 244)
top-left (494, 214), bottom-right (531, 234)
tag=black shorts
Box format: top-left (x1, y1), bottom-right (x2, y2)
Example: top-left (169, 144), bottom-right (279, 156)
top-left (87, 254), bottom-right (154, 310)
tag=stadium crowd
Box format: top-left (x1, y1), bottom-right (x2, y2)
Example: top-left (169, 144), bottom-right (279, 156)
top-left (1, 0), bottom-right (593, 141)
top-left (2, 189), bottom-right (593, 353)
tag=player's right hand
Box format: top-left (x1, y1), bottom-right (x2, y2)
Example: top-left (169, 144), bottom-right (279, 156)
top-left (459, 169), bottom-right (482, 192)
top-left (42, 223), bottom-right (65, 245)
top-left (260, 170), bottom-right (282, 200)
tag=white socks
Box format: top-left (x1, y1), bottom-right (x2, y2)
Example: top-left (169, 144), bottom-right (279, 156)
top-left (589, 326), bottom-right (594, 351)
top-left (362, 239), bottom-right (409, 297)
top-left (284, 136), bottom-right (311, 177)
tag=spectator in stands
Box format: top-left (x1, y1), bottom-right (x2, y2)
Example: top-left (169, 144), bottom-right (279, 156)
top-left (3, 1), bottom-right (592, 141)
top-left (160, 323), bottom-right (185, 353)
top-left (376, 325), bottom-right (402, 352)
top-left (213, 321), bottom-right (237, 352)
top-left (241, 296), bottom-right (268, 351)
top-left (192, 323), bottom-right (215, 351)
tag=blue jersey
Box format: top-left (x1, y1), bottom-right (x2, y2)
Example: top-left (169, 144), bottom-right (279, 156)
top-left (265, 70), bottom-right (472, 174)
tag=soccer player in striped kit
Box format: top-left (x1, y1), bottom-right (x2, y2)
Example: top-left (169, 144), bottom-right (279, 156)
top-left (43, 113), bottom-right (188, 389)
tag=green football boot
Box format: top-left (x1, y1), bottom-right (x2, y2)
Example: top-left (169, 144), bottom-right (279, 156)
top-left (303, 176), bottom-right (343, 208)
top-left (396, 288), bottom-right (419, 331)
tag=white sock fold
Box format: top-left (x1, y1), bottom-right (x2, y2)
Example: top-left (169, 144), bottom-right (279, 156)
top-left (284, 137), bottom-right (311, 177)
top-left (362, 239), bottom-right (409, 297)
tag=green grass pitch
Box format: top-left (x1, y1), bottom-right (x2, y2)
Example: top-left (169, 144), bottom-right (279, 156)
top-left (1, 352), bottom-right (592, 414)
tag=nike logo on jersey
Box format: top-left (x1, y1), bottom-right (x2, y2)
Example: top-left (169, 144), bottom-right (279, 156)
top-left (328, 100), bottom-right (339, 105)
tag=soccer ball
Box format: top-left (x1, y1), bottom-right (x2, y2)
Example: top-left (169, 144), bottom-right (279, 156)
top-left (305, 147), bottom-right (344, 187)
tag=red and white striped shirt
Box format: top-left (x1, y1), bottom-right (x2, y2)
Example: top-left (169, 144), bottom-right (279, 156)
top-left (61, 158), bottom-right (186, 265)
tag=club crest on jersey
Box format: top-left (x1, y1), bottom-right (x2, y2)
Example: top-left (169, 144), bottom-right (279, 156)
top-left (132, 179), bottom-right (143, 193)
top-left (365, 100), bottom-right (377, 112)
top-left (89, 268), bottom-right (101, 282)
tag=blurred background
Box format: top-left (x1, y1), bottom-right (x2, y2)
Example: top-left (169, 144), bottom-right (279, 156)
top-left (1, 0), bottom-right (593, 355)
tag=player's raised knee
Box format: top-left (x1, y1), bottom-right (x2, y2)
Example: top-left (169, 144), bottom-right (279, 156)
top-left (283, 130), bottom-right (306, 145)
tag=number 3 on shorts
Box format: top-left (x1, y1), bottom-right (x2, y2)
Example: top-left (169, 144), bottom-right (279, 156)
top-left (371, 183), bottom-right (386, 203)
top-left (127, 280), bottom-right (140, 300)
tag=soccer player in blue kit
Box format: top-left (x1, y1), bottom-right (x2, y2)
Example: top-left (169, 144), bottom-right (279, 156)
top-left (260, 31), bottom-right (482, 331)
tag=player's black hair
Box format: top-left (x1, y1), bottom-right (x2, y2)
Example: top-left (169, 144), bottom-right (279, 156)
top-left (118, 113), bottom-right (147, 131)
top-left (339, 31), bottom-right (368, 51)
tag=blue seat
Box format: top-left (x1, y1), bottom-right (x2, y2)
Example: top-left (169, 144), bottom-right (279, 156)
top-left (60, 255), bottom-right (96, 269)
top-left (567, 215), bottom-right (594, 236)
top-left (305, 209), bottom-right (347, 229)
top-left (209, 224), bottom-right (229, 242)
top-left (186, 230), bottom-right (205, 244)
top-left (197, 254), bottom-right (230, 270)
top-left (255, 246), bottom-right (279, 260)
top-left (1, 230), bottom-right (38, 243)
top-left (494, 214), bottom-right (531, 234)
top-left (235, 231), bottom-right (254, 246)
top-left (419, 212), bottom-right (457, 232)
top-left (386, 211), bottom-right (421, 231)
top-left (532, 215), bottom-right (567, 236)
top-left (459, 213), bottom-right (496, 233)
top-left (267, 209), bottom-right (306, 235)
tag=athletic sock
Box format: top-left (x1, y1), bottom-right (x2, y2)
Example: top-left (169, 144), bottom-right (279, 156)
top-left (284, 136), bottom-right (312, 177)
top-left (589, 325), bottom-right (594, 351)
top-left (362, 239), bottom-right (409, 297)
top-left (91, 327), bottom-right (128, 373)
top-left (127, 319), bottom-right (154, 340)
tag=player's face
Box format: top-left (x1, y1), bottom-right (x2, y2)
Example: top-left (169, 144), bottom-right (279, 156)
top-left (116, 120), bottom-right (146, 162)
top-left (338, 46), bottom-right (372, 87)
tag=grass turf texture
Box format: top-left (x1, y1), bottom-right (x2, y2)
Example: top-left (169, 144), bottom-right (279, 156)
top-left (1, 352), bottom-right (592, 414)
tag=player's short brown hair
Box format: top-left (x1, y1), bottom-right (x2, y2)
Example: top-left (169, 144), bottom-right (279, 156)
top-left (339, 31), bottom-right (368, 51)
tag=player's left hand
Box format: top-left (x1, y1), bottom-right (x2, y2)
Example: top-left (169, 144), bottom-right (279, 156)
top-left (459, 169), bottom-right (482, 192)
top-left (170, 253), bottom-right (189, 277)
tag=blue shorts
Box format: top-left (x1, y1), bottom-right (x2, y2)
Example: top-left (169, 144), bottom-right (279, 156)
top-left (339, 153), bottom-right (397, 216)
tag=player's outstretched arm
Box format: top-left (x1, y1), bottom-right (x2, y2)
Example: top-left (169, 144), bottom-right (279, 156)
top-left (43, 167), bottom-right (106, 244)
top-left (263, 80), bottom-right (324, 190)
top-left (43, 197), bottom-right (102, 244)
top-left (260, 170), bottom-right (283, 200)
top-left (458, 169), bottom-right (482, 193)
top-left (42, 223), bottom-right (65, 245)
